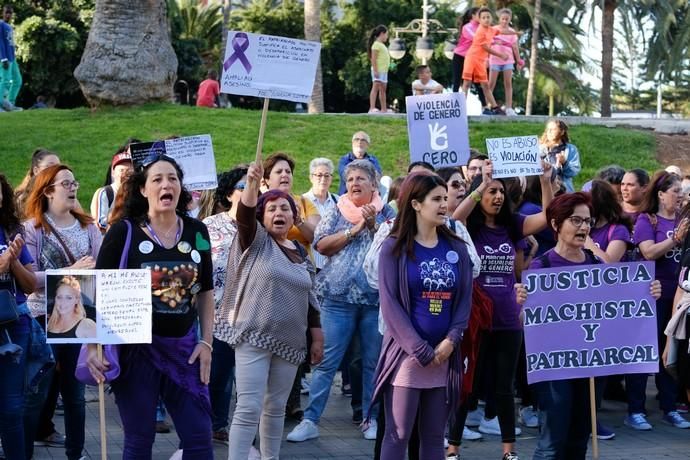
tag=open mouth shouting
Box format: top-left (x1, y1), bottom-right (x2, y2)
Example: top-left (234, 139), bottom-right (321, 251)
top-left (574, 230), bottom-right (588, 242)
top-left (160, 192), bottom-right (175, 207)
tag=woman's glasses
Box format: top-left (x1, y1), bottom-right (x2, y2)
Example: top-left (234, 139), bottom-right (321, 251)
top-left (567, 216), bottom-right (595, 227)
top-left (311, 173), bottom-right (333, 180)
top-left (51, 180), bottom-right (80, 190)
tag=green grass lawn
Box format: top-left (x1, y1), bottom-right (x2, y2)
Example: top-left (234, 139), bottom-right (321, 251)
top-left (2, 103), bottom-right (659, 208)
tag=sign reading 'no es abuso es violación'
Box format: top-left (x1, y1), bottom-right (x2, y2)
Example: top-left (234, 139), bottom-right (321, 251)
top-left (220, 31), bottom-right (321, 104)
top-left (486, 135), bottom-right (543, 179)
top-left (406, 93), bottom-right (470, 170)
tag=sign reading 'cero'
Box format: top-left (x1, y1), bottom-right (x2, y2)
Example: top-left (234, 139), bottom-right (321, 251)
top-left (406, 93), bottom-right (470, 169)
top-left (522, 261), bottom-right (659, 385)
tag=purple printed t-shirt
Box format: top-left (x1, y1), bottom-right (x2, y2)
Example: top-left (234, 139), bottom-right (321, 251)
top-left (473, 213), bottom-right (526, 330)
top-left (406, 239), bottom-right (458, 347)
top-left (529, 248), bottom-right (596, 270)
top-left (589, 223), bottom-right (631, 252)
top-left (0, 229), bottom-right (33, 305)
top-left (634, 213), bottom-right (680, 300)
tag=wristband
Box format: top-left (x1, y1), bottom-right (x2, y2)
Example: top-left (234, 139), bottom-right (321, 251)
top-left (198, 339), bottom-right (213, 352)
top-left (470, 190), bottom-right (482, 203)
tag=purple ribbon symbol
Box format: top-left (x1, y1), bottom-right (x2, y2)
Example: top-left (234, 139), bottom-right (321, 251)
top-left (224, 33), bottom-right (252, 74)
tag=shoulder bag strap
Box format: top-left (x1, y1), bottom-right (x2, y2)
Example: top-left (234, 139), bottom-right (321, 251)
top-left (44, 220), bottom-right (77, 265)
top-left (119, 220), bottom-right (133, 269)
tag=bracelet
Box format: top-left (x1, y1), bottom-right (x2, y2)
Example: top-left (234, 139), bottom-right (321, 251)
top-left (198, 339), bottom-right (213, 352)
top-left (344, 229), bottom-right (353, 240)
top-left (470, 190), bottom-right (482, 203)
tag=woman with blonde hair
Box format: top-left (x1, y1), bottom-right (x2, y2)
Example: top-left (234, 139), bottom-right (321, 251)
top-left (47, 276), bottom-right (96, 339)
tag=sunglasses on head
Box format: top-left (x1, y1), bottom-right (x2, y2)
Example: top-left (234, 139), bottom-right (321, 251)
top-left (138, 152), bottom-right (176, 171)
top-left (235, 181), bottom-right (246, 191)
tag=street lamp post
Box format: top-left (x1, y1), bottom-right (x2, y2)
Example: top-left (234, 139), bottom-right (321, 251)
top-left (388, 0), bottom-right (457, 65)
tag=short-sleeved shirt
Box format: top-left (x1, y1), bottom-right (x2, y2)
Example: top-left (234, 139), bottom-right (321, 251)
top-left (530, 248), bottom-right (599, 270)
top-left (465, 24), bottom-right (500, 63)
top-left (371, 41), bottom-right (390, 72)
top-left (488, 30), bottom-right (517, 66)
top-left (472, 214), bottom-right (526, 330)
top-left (202, 212), bottom-right (237, 309)
top-left (314, 204), bottom-right (396, 306)
top-left (412, 79), bottom-right (442, 95)
top-left (196, 79), bottom-right (219, 107)
top-left (97, 217), bottom-right (213, 337)
top-left (634, 213), bottom-right (680, 301)
top-left (0, 228), bottom-right (33, 305)
top-left (590, 223), bottom-right (631, 253)
top-left (454, 20), bottom-right (479, 56)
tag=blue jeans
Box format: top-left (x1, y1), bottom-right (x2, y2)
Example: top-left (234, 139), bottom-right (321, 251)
top-left (209, 337), bottom-right (235, 431)
top-left (533, 379), bottom-right (591, 460)
top-left (0, 314), bottom-right (31, 460)
top-left (304, 298), bottom-right (382, 424)
top-left (52, 344), bottom-right (86, 460)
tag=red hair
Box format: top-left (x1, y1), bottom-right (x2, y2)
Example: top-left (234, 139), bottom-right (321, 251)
top-left (24, 164), bottom-right (94, 233)
top-left (545, 192), bottom-right (592, 236)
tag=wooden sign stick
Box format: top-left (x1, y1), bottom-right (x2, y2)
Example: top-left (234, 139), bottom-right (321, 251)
top-left (97, 344), bottom-right (107, 460)
top-left (255, 98), bottom-right (270, 163)
top-left (589, 376), bottom-right (599, 460)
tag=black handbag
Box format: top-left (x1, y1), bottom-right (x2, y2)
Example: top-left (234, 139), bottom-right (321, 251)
top-left (0, 288), bottom-right (19, 325)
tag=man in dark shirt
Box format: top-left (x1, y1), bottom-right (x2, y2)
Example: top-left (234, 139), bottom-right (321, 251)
top-left (337, 131), bottom-right (382, 195)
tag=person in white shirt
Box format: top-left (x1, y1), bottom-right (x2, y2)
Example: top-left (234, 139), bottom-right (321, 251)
top-left (411, 65), bottom-right (445, 95)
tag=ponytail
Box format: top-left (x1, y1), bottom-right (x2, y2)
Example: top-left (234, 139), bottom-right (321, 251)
top-left (368, 25), bottom-right (388, 60)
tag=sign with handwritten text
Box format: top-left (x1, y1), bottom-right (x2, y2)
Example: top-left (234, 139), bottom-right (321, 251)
top-left (129, 135), bottom-right (217, 190)
top-left (486, 135), bottom-right (543, 179)
top-left (45, 269), bottom-right (152, 345)
top-left (220, 31), bottom-right (321, 103)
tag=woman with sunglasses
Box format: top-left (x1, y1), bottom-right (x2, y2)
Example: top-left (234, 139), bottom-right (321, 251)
top-left (0, 174), bottom-right (37, 460)
top-left (87, 154), bottom-right (215, 458)
top-left (451, 159), bottom-right (554, 460)
top-left (437, 167), bottom-right (467, 216)
top-left (23, 164), bottom-right (101, 460)
top-left (202, 165), bottom-right (247, 444)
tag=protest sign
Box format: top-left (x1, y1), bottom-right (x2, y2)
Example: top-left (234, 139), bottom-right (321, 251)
top-left (486, 135), bottom-right (543, 179)
top-left (406, 93), bottom-right (470, 170)
top-left (522, 261), bottom-right (658, 384)
top-left (220, 31), bottom-right (321, 104)
top-left (129, 135), bottom-right (217, 190)
top-left (45, 269), bottom-right (152, 345)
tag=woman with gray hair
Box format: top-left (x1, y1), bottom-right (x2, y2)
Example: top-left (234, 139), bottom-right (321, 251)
top-left (303, 157), bottom-right (339, 271)
top-left (288, 159), bottom-right (397, 442)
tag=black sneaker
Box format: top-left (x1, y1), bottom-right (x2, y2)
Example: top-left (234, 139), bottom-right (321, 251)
top-left (502, 452), bottom-right (520, 460)
top-left (352, 409), bottom-right (363, 425)
top-left (491, 106), bottom-right (507, 115)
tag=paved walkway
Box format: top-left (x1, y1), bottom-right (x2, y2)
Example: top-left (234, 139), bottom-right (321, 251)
top-left (30, 376), bottom-right (690, 459)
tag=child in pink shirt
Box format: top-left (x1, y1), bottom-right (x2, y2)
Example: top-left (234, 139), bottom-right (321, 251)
top-left (488, 8), bottom-right (524, 116)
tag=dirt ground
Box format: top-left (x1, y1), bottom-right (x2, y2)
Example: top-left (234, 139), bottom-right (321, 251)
top-left (655, 132), bottom-right (690, 171)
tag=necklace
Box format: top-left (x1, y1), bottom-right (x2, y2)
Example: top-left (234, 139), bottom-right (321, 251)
top-left (146, 217), bottom-right (181, 248)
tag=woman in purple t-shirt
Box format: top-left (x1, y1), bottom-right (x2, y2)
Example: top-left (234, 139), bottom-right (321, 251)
top-left (452, 159), bottom-right (554, 460)
top-left (630, 170), bottom-right (690, 429)
top-left (585, 180), bottom-right (632, 263)
top-left (515, 193), bottom-right (661, 459)
top-left (373, 172), bottom-right (473, 459)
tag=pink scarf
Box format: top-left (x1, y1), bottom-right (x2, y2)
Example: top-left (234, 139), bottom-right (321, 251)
top-left (337, 192), bottom-right (384, 224)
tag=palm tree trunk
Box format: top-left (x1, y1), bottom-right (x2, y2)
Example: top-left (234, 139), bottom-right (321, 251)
top-left (525, 0), bottom-right (541, 116)
top-left (304, 0), bottom-right (324, 113)
top-left (600, 0), bottom-right (616, 117)
top-left (74, 0), bottom-right (177, 106)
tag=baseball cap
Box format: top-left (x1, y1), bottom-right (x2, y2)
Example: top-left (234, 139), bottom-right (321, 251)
top-left (111, 151), bottom-right (132, 168)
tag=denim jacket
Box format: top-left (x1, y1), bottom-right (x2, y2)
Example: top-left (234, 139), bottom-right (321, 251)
top-left (17, 302), bottom-right (55, 394)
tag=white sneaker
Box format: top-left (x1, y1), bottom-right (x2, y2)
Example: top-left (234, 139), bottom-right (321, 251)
top-left (300, 377), bottom-right (310, 394)
top-left (286, 419), bottom-right (319, 442)
top-left (519, 406), bottom-right (539, 428)
top-left (479, 417), bottom-right (521, 436)
top-left (465, 407), bottom-right (484, 427)
top-left (362, 420), bottom-right (378, 440)
top-left (248, 446), bottom-right (262, 460)
top-left (462, 426), bottom-right (483, 440)
top-left (505, 107), bottom-right (518, 116)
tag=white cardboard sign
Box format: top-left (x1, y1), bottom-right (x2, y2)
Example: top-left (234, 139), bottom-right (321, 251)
top-left (45, 269), bottom-right (152, 345)
top-left (486, 135), bottom-right (543, 179)
top-left (220, 31), bottom-right (321, 103)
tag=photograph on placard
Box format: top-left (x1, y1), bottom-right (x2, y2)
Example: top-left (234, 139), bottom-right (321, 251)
top-left (46, 272), bottom-right (97, 343)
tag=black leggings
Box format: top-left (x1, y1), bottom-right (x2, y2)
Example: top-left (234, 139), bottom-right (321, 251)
top-left (483, 330), bottom-right (523, 444)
